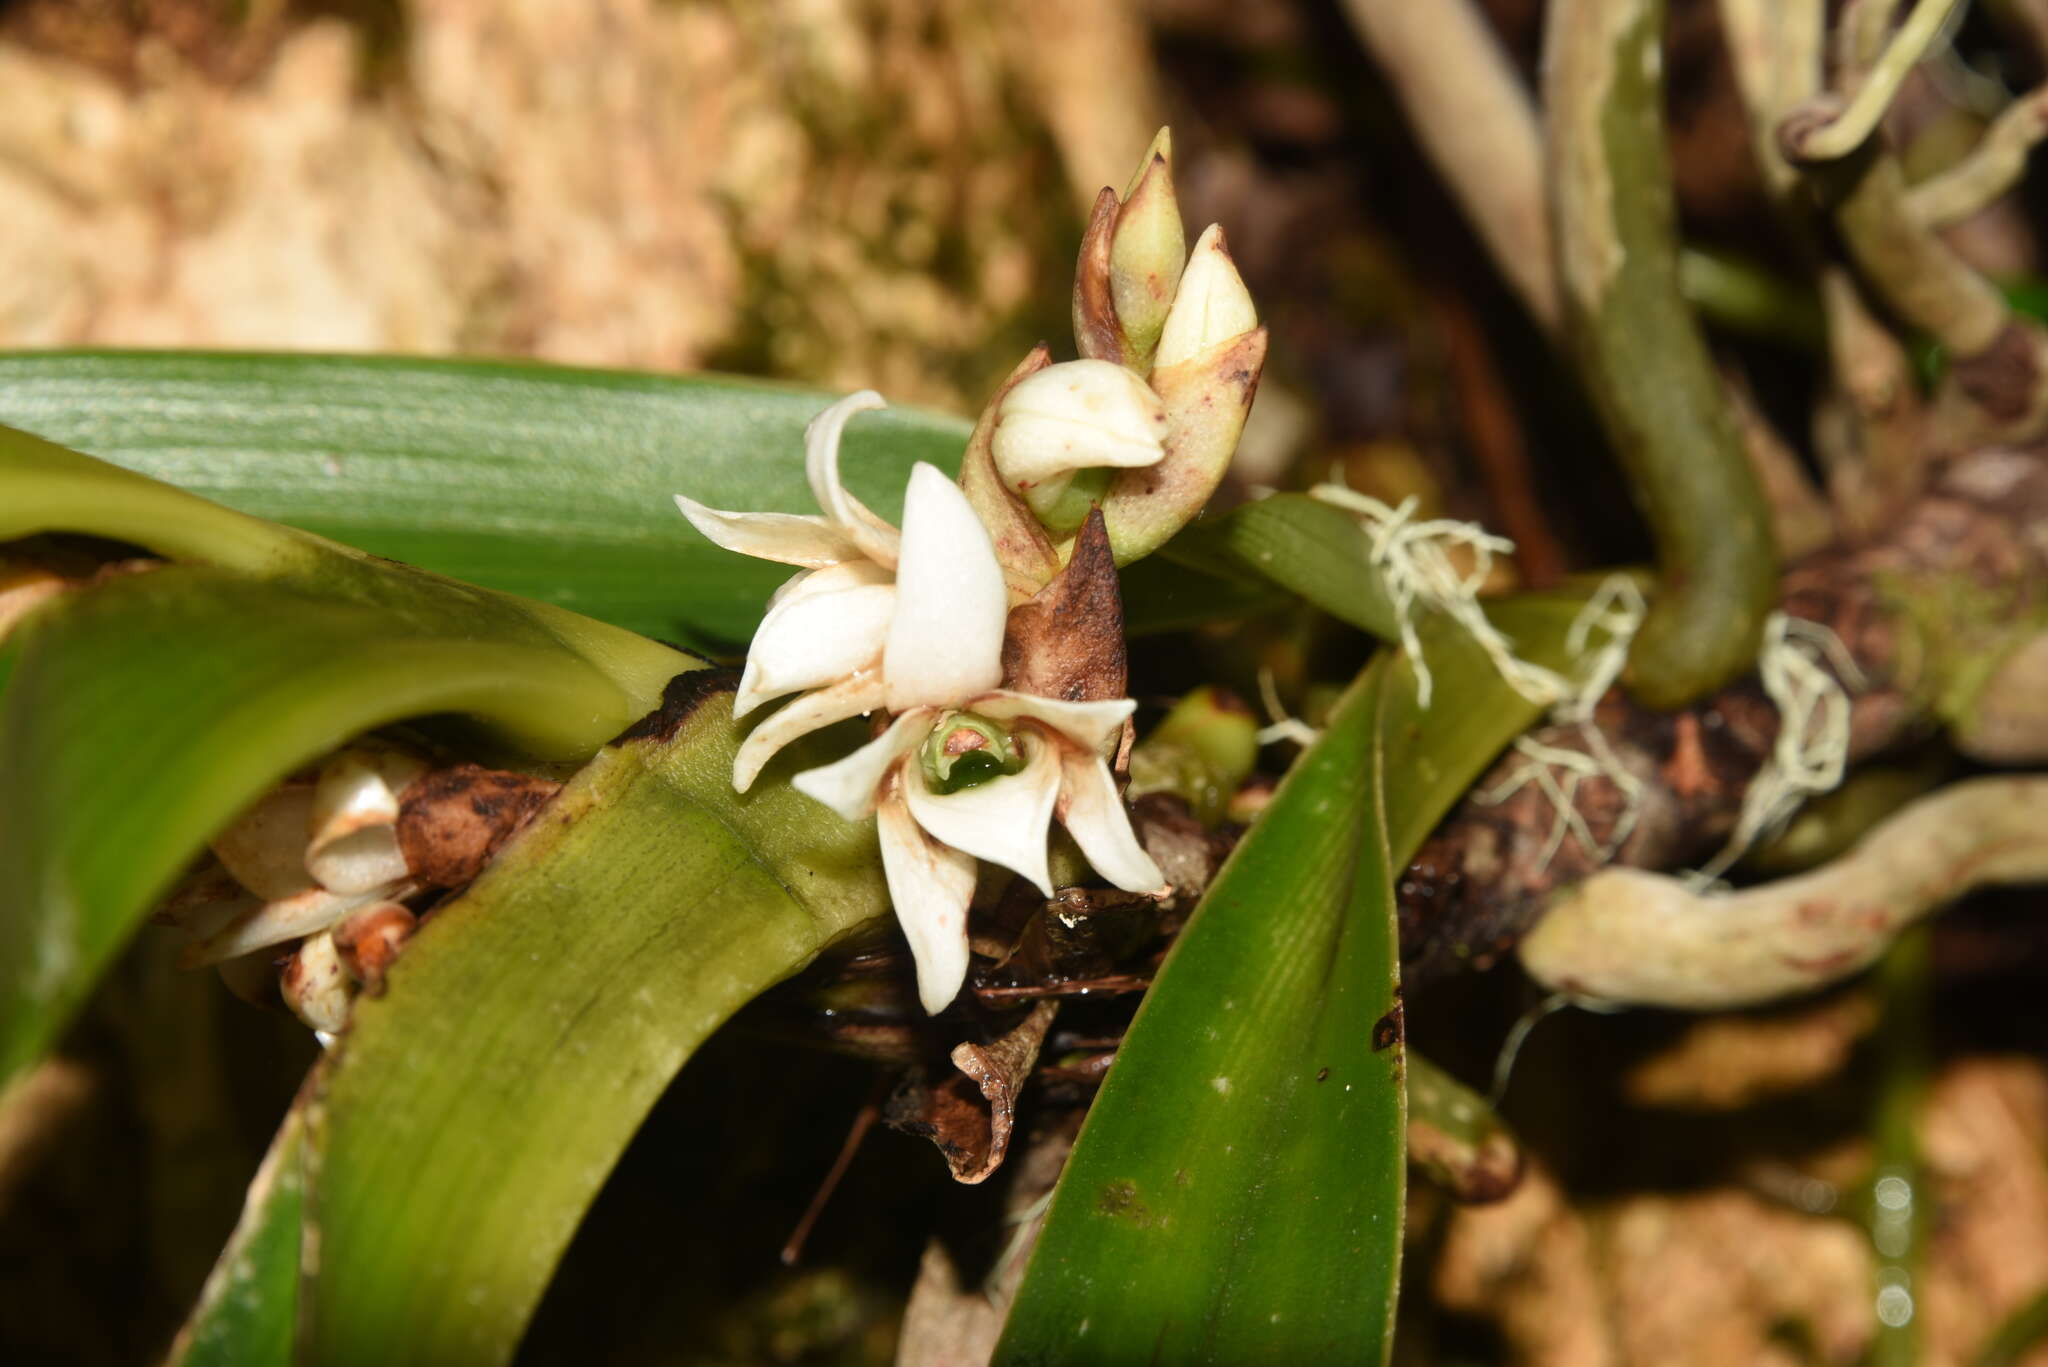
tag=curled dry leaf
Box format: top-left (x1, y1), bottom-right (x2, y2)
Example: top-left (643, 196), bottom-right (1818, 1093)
top-left (886, 1000), bottom-right (1058, 1184)
top-left (985, 885), bottom-right (1157, 990)
top-left (1129, 792), bottom-right (1233, 917)
top-left (897, 1111), bottom-right (1080, 1367)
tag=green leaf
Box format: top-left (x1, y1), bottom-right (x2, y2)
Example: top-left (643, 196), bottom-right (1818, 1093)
top-left (997, 586), bottom-right (1600, 1359)
top-left (1169, 494), bottom-right (1402, 641)
top-left (0, 351), bottom-right (974, 648)
top-left (0, 427), bottom-right (693, 1089)
top-left (300, 681), bottom-right (887, 1366)
top-left (1380, 591), bottom-right (1596, 858)
top-left (166, 1106), bottom-right (307, 1367)
top-left (1117, 543), bottom-right (1290, 636)
top-left (996, 657), bottom-right (1406, 1366)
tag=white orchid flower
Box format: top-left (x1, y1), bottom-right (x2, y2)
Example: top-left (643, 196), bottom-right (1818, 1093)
top-left (179, 744), bottom-right (423, 962)
top-left (792, 691), bottom-right (1167, 1014)
top-left (675, 391), bottom-right (1009, 791)
top-left (675, 391), bottom-right (1167, 1013)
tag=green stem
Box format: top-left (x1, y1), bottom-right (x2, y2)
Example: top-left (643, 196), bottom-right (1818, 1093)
top-left (1544, 0), bottom-right (1779, 708)
top-left (1906, 85), bottom-right (2048, 228)
top-left (1781, 0), bottom-right (1965, 162)
top-left (1679, 247), bottom-right (1825, 350)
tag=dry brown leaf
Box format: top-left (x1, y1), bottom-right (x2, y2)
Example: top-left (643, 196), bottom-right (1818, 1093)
top-left (886, 1001), bottom-right (1057, 1185)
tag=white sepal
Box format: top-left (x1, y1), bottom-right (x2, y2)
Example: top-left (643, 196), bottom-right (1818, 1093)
top-left (903, 736), bottom-right (1063, 897)
top-left (672, 497), bottom-right (863, 569)
top-left (181, 883), bottom-right (408, 967)
top-left (731, 671), bottom-right (887, 792)
top-left (1154, 224), bottom-right (1258, 371)
top-left (211, 784), bottom-right (319, 902)
top-left (975, 692), bottom-right (1135, 754)
top-left (882, 464), bottom-right (1009, 710)
top-left (1057, 749), bottom-right (1167, 894)
top-left (307, 745), bottom-right (424, 893)
top-left (803, 390), bottom-right (902, 567)
top-left (876, 792), bottom-right (980, 1015)
top-left (736, 571), bottom-right (896, 718)
top-left (791, 708), bottom-right (935, 821)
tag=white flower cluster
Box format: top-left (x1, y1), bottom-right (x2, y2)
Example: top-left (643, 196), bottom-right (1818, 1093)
top-left (677, 392), bottom-right (1174, 1014)
top-left (160, 741), bottom-right (424, 1037)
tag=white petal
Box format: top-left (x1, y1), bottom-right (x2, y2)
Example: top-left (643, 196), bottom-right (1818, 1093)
top-left (790, 710), bottom-right (933, 821)
top-left (1154, 224), bottom-right (1258, 370)
top-left (731, 671), bottom-right (887, 792)
top-left (1057, 750), bottom-right (1167, 893)
top-left (307, 828), bottom-right (411, 897)
top-left (991, 360), bottom-right (1169, 490)
top-left (308, 745), bottom-right (425, 893)
top-left (762, 559), bottom-right (889, 614)
top-left (973, 691), bottom-right (1134, 753)
top-left (674, 496), bottom-right (862, 569)
top-left (281, 930), bottom-right (355, 1034)
top-left (877, 792), bottom-right (979, 1015)
top-left (804, 391), bottom-right (902, 566)
top-left (736, 579), bottom-right (895, 717)
top-left (181, 883), bottom-right (406, 967)
top-left (904, 736), bottom-right (1062, 896)
top-left (211, 784), bottom-right (319, 901)
top-left (882, 464), bottom-right (1009, 710)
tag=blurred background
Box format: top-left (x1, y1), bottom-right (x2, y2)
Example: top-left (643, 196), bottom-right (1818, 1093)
top-left (4, 1), bottom-right (2048, 1364)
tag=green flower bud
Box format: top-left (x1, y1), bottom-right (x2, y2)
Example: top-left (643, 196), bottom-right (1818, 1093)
top-left (1109, 127), bottom-right (1186, 373)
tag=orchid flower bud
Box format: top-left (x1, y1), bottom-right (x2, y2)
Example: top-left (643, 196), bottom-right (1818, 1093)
top-left (308, 742), bottom-right (425, 893)
top-left (1074, 128), bottom-right (1188, 374)
top-left (1100, 223), bottom-right (1267, 564)
top-left (991, 360), bottom-right (1168, 535)
top-left (1108, 127), bottom-right (1186, 373)
top-left (281, 930), bottom-right (355, 1035)
top-left (1153, 223), bottom-right (1260, 371)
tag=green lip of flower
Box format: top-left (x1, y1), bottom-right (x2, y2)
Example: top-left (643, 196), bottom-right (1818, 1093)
top-left (920, 711), bottom-right (1026, 793)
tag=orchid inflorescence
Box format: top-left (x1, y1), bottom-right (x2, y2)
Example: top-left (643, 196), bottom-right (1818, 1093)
top-left (677, 390), bottom-right (1168, 1014)
top-left (676, 128), bottom-right (1266, 1013)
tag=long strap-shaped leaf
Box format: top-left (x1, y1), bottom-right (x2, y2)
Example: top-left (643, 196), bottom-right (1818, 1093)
top-left (0, 426), bottom-right (691, 1088)
top-left (167, 1106), bottom-right (308, 1367)
top-left (297, 680), bottom-right (885, 1365)
top-left (0, 351), bottom-right (972, 646)
top-left (996, 590), bottom-right (1597, 1361)
top-left (160, 684), bottom-right (886, 1367)
top-left (996, 658), bottom-right (1406, 1365)
top-left (1162, 493), bottom-right (1403, 642)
